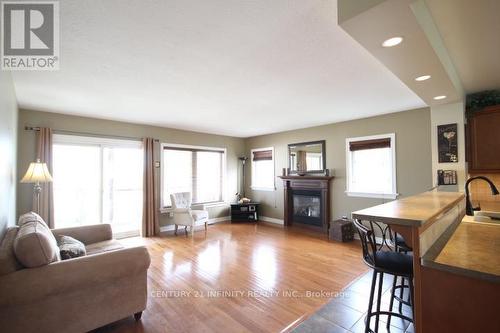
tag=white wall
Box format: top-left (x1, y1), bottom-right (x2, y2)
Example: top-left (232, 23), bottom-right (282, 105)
top-left (0, 72), bottom-right (18, 239)
top-left (430, 102), bottom-right (466, 191)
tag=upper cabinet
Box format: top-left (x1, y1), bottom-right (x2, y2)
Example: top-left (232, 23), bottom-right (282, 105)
top-left (466, 105), bottom-right (500, 173)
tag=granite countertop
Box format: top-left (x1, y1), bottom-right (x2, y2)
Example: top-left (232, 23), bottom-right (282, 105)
top-left (351, 191), bottom-right (464, 227)
top-left (422, 217), bottom-right (500, 283)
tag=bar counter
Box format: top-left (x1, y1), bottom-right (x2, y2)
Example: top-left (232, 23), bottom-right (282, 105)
top-left (352, 190), bottom-right (500, 333)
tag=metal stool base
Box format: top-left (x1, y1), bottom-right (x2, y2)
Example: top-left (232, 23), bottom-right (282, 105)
top-left (364, 270), bottom-right (414, 333)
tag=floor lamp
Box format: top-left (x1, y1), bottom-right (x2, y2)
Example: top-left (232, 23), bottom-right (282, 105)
top-left (238, 156), bottom-right (248, 198)
top-left (20, 159), bottom-right (53, 214)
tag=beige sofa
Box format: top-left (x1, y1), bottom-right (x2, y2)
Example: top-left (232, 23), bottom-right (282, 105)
top-left (0, 217), bottom-right (151, 333)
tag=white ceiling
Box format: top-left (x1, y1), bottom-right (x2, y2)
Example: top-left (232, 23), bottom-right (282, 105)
top-left (12, 0), bottom-right (425, 137)
top-left (426, 0), bottom-right (500, 93)
top-left (338, 0), bottom-right (469, 106)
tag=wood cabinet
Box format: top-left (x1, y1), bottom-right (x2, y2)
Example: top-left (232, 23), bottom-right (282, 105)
top-left (466, 105), bottom-right (500, 173)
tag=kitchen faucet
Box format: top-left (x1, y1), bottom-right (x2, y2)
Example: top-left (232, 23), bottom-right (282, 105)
top-left (465, 176), bottom-right (499, 216)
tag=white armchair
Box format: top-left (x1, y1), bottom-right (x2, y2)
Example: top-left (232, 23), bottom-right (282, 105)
top-left (170, 192), bottom-right (209, 236)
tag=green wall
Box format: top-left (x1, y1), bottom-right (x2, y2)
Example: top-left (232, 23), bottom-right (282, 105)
top-left (245, 107), bottom-right (433, 221)
top-left (17, 109), bottom-right (246, 228)
top-left (17, 107), bottom-right (432, 230)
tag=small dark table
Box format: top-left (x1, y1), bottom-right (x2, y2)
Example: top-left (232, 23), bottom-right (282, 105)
top-left (230, 202), bottom-right (260, 223)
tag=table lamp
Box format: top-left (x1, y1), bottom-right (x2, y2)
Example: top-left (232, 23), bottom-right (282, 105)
top-left (20, 159), bottom-right (53, 214)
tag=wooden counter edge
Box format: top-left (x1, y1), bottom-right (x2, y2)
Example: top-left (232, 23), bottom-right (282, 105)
top-left (351, 192), bottom-right (465, 228)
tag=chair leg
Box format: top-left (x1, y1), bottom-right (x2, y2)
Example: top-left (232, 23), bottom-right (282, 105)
top-left (205, 221), bottom-right (208, 231)
top-left (365, 270), bottom-right (377, 333)
top-left (387, 274), bottom-right (398, 329)
top-left (184, 226), bottom-right (188, 235)
top-left (134, 311), bottom-right (142, 321)
top-left (409, 276), bottom-right (415, 321)
top-left (398, 277), bottom-right (405, 314)
top-left (406, 278), bottom-right (412, 304)
top-left (174, 224), bottom-right (178, 236)
top-left (375, 271), bottom-right (384, 333)
top-left (191, 225), bottom-right (195, 237)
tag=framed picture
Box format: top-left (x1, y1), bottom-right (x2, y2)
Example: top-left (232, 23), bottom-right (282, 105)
top-left (438, 123), bottom-right (458, 163)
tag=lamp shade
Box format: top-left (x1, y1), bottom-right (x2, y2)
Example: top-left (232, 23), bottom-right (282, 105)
top-left (21, 160), bottom-right (53, 183)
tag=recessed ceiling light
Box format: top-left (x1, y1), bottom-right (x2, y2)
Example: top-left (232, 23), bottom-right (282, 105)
top-left (382, 37), bottom-right (403, 47)
top-left (433, 95), bottom-right (447, 100)
top-left (415, 75), bottom-right (431, 81)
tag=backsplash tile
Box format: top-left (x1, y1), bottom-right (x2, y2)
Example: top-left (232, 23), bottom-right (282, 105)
top-left (468, 174), bottom-right (500, 203)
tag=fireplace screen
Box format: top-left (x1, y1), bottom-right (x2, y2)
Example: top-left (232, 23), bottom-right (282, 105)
top-left (292, 191), bottom-right (322, 226)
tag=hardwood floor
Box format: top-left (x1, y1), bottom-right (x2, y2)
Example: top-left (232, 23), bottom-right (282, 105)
top-left (93, 222), bottom-right (367, 333)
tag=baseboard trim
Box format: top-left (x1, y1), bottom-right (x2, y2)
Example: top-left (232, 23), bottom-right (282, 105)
top-left (159, 216), bottom-right (230, 233)
top-left (259, 216), bottom-right (284, 225)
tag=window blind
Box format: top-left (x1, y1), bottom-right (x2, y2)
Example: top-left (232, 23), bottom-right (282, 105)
top-left (349, 138), bottom-right (391, 151)
top-left (162, 146), bottom-right (224, 206)
top-left (252, 150), bottom-right (273, 161)
top-left (163, 146), bottom-right (224, 154)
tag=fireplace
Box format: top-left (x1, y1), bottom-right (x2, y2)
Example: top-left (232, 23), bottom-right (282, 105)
top-left (292, 190), bottom-right (322, 227)
top-left (278, 175), bottom-right (334, 232)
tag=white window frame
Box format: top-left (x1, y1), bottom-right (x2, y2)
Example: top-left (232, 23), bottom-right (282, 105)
top-left (160, 142), bottom-right (227, 211)
top-left (345, 133), bottom-right (398, 199)
top-left (250, 147), bottom-right (276, 191)
top-left (52, 134), bottom-right (143, 238)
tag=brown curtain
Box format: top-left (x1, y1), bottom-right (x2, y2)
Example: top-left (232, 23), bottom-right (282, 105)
top-left (36, 128), bottom-right (54, 228)
top-left (142, 138), bottom-right (159, 237)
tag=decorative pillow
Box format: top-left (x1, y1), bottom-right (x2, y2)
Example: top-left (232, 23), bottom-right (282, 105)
top-left (0, 227), bottom-right (24, 275)
top-left (18, 211), bottom-right (49, 229)
top-left (57, 235), bottom-right (86, 260)
top-left (14, 219), bottom-right (60, 267)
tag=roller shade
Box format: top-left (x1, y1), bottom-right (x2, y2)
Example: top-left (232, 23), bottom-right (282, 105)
top-left (349, 138), bottom-right (391, 151)
top-left (162, 146), bottom-right (223, 154)
top-left (253, 150), bottom-right (273, 161)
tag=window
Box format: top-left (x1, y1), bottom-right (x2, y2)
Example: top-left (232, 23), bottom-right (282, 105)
top-left (52, 135), bottom-right (143, 237)
top-left (162, 144), bottom-right (225, 207)
top-left (251, 147), bottom-right (275, 191)
top-left (306, 153), bottom-right (323, 170)
top-left (345, 134), bottom-right (397, 199)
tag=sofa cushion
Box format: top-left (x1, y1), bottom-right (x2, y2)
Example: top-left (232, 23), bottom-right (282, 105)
top-left (85, 240), bottom-right (124, 256)
top-left (57, 235), bottom-right (87, 260)
top-left (0, 227), bottom-right (23, 275)
top-left (14, 216), bottom-right (60, 268)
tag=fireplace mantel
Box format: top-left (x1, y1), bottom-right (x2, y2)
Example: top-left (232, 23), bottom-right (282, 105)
top-left (278, 175), bottom-right (334, 231)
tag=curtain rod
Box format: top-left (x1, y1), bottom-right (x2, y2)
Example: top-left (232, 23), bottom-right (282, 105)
top-left (24, 126), bottom-right (160, 142)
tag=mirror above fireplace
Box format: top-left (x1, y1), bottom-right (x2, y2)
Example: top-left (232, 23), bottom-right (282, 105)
top-left (288, 140), bottom-right (326, 175)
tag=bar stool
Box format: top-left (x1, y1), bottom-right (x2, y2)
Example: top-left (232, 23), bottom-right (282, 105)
top-left (389, 232), bottom-right (413, 320)
top-left (393, 233), bottom-right (412, 253)
top-left (353, 219), bottom-right (414, 333)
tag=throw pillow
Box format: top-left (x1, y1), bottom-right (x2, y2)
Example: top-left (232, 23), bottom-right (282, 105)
top-left (57, 235), bottom-right (86, 260)
top-left (0, 227), bottom-right (24, 275)
top-left (18, 211), bottom-right (50, 229)
top-left (14, 220), bottom-right (60, 267)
